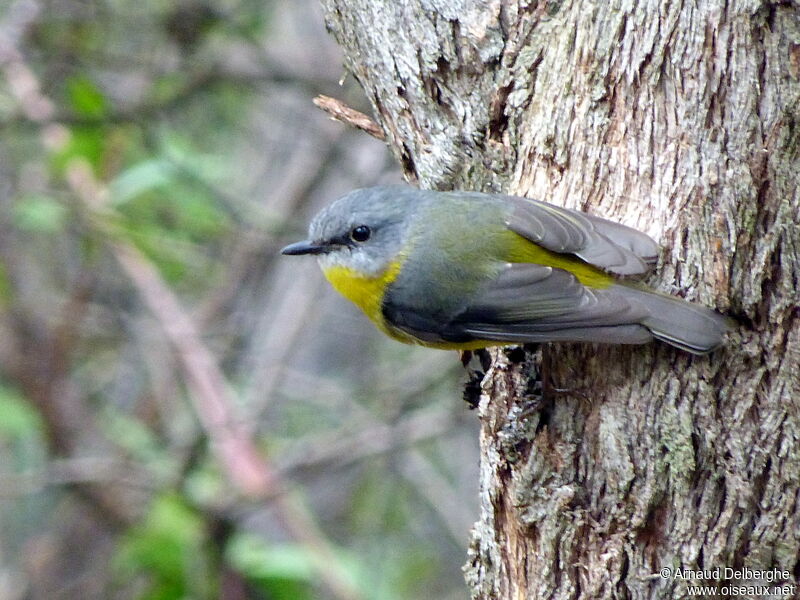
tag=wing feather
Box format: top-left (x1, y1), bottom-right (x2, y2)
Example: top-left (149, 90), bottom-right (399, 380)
top-left (507, 196), bottom-right (659, 275)
top-left (384, 263), bottom-right (654, 346)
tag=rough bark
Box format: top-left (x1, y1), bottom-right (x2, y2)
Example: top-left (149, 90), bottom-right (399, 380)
top-left (319, 1), bottom-right (800, 598)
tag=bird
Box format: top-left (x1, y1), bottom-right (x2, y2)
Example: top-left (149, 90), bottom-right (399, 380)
top-left (281, 185), bottom-right (731, 354)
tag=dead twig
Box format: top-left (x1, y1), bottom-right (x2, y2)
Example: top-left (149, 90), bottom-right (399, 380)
top-left (313, 94), bottom-right (385, 140)
top-left (2, 13), bottom-right (364, 596)
top-left (276, 406), bottom-right (460, 476)
top-left (65, 161), bottom-right (363, 600)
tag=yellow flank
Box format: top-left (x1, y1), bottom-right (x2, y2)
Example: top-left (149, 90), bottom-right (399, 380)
top-left (506, 232), bottom-right (614, 288)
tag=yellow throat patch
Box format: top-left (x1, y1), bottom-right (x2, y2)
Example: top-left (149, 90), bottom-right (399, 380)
top-left (321, 260), bottom-right (405, 338)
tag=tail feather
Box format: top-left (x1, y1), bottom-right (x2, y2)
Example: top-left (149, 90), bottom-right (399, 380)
top-left (616, 284), bottom-right (732, 354)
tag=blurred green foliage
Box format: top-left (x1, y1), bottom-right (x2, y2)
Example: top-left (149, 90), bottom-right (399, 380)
top-left (12, 194), bottom-right (69, 232)
top-left (66, 75), bottom-right (108, 119)
top-left (226, 535), bottom-right (319, 600)
top-left (0, 384), bottom-right (44, 450)
top-left (0, 1), bottom-right (473, 599)
top-left (114, 494), bottom-right (214, 600)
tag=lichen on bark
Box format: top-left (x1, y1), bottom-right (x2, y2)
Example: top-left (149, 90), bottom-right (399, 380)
top-left (320, 0), bottom-right (800, 597)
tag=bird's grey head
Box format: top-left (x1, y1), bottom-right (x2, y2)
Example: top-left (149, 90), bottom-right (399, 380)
top-left (281, 186), bottom-right (420, 277)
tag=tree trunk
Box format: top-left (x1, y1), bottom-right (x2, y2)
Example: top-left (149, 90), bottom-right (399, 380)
top-left (319, 1), bottom-right (800, 598)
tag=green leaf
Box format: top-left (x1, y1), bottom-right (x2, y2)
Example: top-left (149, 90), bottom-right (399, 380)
top-left (0, 385), bottom-right (42, 438)
top-left (226, 535), bottom-right (315, 582)
top-left (141, 494), bottom-right (204, 550)
top-left (50, 126), bottom-right (106, 172)
top-left (66, 75), bottom-right (108, 119)
top-left (226, 535), bottom-right (315, 600)
top-left (252, 577), bottom-right (312, 600)
top-left (110, 159), bottom-right (178, 205)
top-left (114, 493), bottom-right (212, 600)
top-left (161, 136), bottom-right (227, 182)
top-left (12, 195), bottom-right (69, 232)
top-left (226, 533), bottom-right (365, 600)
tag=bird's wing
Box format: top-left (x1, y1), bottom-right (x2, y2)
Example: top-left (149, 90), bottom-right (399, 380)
top-left (506, 196), bottom-right (660, 275)
top-left (384, 263), bottom-right (653, 345)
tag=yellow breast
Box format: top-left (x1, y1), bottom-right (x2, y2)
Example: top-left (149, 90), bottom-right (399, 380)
top-left (321, 261), bottom-right (414, 342)
top-left (322, 260), bottom-right (499, 349)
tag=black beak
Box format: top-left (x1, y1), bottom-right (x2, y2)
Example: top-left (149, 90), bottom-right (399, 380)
top-left (280, 240), bottom-right (329, 255)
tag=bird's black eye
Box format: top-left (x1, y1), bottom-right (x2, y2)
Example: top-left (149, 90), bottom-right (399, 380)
top-left (350, 225), bottom-right (371, 242)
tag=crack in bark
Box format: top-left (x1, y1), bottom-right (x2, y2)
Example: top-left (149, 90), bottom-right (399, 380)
top-left (319, 0), bottom-right (800, 597)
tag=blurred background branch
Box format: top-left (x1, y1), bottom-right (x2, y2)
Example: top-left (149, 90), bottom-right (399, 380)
top-left (0, 1), bottom-right (477, 598)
